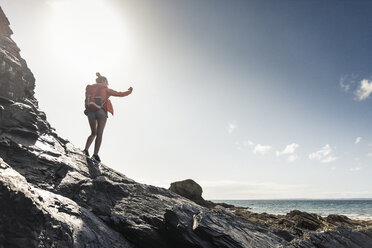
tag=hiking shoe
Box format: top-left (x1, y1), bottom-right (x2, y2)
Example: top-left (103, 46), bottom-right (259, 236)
top-left (92, 154), bottom-right (101, 162)
top-left (83, 149), bottom-right (90, 157)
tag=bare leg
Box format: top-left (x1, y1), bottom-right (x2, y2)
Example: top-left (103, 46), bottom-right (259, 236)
top-left (85, 118), bottom-right (97, 151)
top-left (93, 117), bottom-right (107, 155)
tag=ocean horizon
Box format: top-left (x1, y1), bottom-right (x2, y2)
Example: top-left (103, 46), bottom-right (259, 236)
top-left (212, 199), bottom-right (372, 220)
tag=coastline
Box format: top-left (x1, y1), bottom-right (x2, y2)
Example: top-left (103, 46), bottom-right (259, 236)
top-left (226, 207), bottom-right (372, 243)
top-left (213, 199), bottom-right (372, 221)
top-left (168, 180), bottom-right (372, 244)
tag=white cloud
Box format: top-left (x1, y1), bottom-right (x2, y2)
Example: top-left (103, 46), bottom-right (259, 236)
top-left (276, 143), bottom-right (300, 163)
top-left (276, 143), bottom-right (299, 156)
top-left (340, 75), bottom-right (372, 101)
top-left (227, 122), bottom-right (237, 134)
top-left (355, 79), bottom-right (372, 101)
top-left (253, 144), bottom-right (271, 155)
top-left (355, 137), bottom-right (362, 144)
top-left (350, 167), bottom-right (361, 172)
top-left (309, 144), bottom-right (337, 163)
top-left (309, 144), bottom-right (331, 160)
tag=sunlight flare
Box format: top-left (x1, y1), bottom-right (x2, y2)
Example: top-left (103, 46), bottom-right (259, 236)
top-left (46, 0), bottom-right (132, 70)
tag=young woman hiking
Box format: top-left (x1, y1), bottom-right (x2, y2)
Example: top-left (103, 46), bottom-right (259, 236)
top-left (83, 72), bottom-right (133, 162)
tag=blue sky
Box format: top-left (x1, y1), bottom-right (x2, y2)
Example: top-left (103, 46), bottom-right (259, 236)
top-left (1, 0), bottom-right (372, 199)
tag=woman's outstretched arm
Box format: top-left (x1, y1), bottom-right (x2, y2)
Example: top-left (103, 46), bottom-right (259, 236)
top-left (107, 87), bottom-right (133, 97)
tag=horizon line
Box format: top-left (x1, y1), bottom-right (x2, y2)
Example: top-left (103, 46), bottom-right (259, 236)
top-left (209, 198), bottom-right (372, 201)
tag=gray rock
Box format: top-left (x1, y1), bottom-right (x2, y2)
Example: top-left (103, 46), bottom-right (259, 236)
top-left (169, 179), bottom-right (203, 200)
top-left (292, 226), bottom-right (372, 248)
top-left (0, 158), bottom-right (133, 248)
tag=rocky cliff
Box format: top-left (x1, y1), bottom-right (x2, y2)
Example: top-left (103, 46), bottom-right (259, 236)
top-left (0, 7), bottom-right (371, 248)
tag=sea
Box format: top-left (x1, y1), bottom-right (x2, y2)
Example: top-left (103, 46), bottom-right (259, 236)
top-left (213, 199), bottom-right (372, 220)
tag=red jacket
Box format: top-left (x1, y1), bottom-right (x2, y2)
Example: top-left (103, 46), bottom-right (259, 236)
top-left (85, 83), bottom-right (131, 115)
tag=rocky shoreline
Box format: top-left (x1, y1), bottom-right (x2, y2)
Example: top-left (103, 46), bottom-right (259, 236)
top-left (0, 7), bottom-right (372, 247)
top-left (234, 208), bottom-right (372, 242)
top-left (169, 179), bottom-right (372, 244)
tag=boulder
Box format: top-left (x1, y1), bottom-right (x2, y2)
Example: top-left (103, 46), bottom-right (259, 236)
top-left (169, 179), bottom-right (203, 202)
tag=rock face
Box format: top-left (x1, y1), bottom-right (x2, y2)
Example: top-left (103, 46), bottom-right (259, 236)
top-left (0, 7), bottom-right (372, 248)
top-left (0, 8), bottom-right (34, 103)
top-left (0, 159), bottom-right (132, 248)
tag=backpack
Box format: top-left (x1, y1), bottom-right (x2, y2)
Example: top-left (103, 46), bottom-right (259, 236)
top-left (85, 84), bottom-right (106, 112)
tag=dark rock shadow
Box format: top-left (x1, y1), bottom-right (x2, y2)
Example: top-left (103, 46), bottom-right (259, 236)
top-left (86, 157), bottom-right (101, 178)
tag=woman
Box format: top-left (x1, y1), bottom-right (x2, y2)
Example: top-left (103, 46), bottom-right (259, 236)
top-left (83, 72), bottom-right (133, 162)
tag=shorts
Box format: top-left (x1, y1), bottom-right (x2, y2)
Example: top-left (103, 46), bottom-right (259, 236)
top-left (86, 109), bottom-right (108, 121)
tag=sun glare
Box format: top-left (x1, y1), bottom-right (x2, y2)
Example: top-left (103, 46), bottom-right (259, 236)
top-left (46, 0), bottom-right (131, 71)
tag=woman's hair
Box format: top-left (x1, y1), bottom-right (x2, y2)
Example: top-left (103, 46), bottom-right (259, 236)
top-left (96, 72), bottom-right (108, 84)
